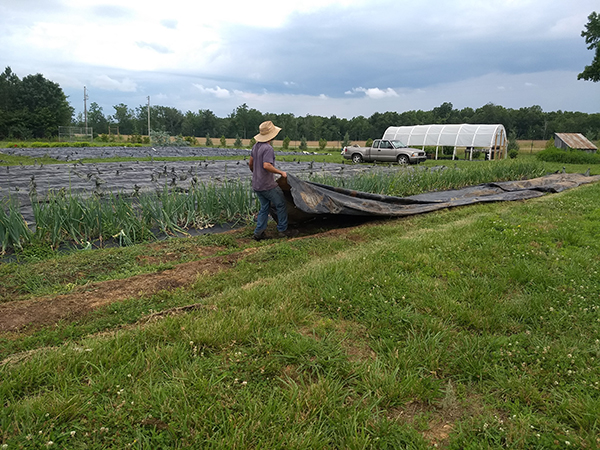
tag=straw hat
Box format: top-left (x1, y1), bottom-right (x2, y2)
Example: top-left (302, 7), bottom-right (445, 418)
top-left (254, 121), bottom-right (281, 142)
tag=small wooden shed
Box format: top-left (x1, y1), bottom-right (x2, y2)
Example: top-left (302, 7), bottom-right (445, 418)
top-left (554, 133), bottom-right (597, 153)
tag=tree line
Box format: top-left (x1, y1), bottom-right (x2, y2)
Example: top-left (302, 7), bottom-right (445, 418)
top-left (1, 66), bottom-right (599, 143)
top-left (73, 101), bottom-right (600, 143)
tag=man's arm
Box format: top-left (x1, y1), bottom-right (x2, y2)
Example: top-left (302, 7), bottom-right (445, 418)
top-left (263, 162), bottom-right (287, 178)
top-left (248, 156), bottom-right (254, 172)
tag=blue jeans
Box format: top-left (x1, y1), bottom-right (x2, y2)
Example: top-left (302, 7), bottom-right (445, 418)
top-left (254, 187), bottom-right (288, 235)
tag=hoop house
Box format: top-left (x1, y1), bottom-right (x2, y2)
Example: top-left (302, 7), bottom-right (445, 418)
top-left (383, 124), bottom-right (507, 160)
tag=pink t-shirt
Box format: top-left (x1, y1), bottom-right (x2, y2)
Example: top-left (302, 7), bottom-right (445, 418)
top-left (251, 142), bottom-right (278, 191)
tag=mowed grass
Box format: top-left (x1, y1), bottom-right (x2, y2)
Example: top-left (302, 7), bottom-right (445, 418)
top-left (1, 178), bottom-right (600, 448)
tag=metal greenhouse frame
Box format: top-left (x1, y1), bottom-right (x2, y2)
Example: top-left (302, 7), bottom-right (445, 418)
top-left (383, 124), bottom-right (507, 160)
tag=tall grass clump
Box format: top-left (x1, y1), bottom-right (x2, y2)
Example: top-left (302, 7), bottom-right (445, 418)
top-left (27, 178), bottom-right (258, 251)
top-left (0, 198), bottom-right (32, 254)
top-left (536, 147), bottom-right (600, 165)
top-left (310, 160), bottom-right (547, 197)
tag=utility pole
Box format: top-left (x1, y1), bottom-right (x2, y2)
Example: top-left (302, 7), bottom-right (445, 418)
top-left (84, 86), bottom-right (88, 132)
top-left (147, 96), bottom-right (151, 138)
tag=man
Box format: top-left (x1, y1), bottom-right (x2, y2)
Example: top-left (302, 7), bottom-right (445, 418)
top-left (248, 121), bottom-right (298, 240)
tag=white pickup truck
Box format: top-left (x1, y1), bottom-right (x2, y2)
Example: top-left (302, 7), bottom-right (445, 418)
top-left (341, 139), bottom-right (426, 164)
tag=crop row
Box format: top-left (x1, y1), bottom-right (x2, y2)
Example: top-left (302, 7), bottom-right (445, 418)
top-left (0, 179), bottom-right (256, 254)
top-left (0, 160), bottom-right (547, 255)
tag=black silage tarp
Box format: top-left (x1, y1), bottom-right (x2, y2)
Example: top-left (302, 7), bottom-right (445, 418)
top-left (281, 172), bottom-right (600, 221)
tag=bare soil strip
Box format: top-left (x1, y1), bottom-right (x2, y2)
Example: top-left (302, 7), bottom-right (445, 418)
top-left (0, 250), bottom-right (249, 333)
top-left (0, 224), bottom-right (360, 333)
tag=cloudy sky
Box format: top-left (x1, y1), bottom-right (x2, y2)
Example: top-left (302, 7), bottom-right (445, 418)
top-left (1, 0), bottom-right (598, 120)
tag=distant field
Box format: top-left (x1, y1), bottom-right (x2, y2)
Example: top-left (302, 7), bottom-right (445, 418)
top-left (517, 140), bottom-right (548, 153)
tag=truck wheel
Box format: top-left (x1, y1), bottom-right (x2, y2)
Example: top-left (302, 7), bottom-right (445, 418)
top-left (397, 155), bottom-right (409, 165)
top-left (352, 154), bottom-right (363, 163)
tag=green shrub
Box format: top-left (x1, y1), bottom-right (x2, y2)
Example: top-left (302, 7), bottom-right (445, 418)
top-left (205, 134), bottom-right (213, 147)
top-left (442, 145), bottom-right (454, 156)
top-left (185, 136), bottom-right (198, 146)
top-left (318, 138), bottom-right (327, 150)
top-left (173, 135), bottom-right (189, 147)
top-left (508, 149), bottom-right (518, 159)
top-left (248, 137), bottom-right (256, 148)
top-left (365, 138), bottom-right (373, 147)
top-left (220, 135), bottom-right (227, 148)
top-left (30, 142), bottom-right (50, 148)
top-left (282, 136), bottom-right (290, 150)
top-left (233, 135), bottom-right (243, 148)
top-left (299, 136), bottom-right (308, 150)
top-left (507, 131), bottom-right (520, 152)
top-left (129, 134), bottom-right (143, 144)
top-left (150, 131), bottom-right (171, 147)
top-left (536, 147), bottom-right (600, 164)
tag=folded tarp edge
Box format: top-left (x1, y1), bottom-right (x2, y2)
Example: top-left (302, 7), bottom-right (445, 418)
top-left (284, 172), bottom-right (600, 219)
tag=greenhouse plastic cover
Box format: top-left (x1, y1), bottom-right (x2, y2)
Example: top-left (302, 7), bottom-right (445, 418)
top-left (280, 172), bottom-right (600, 221)
top-left (382, 124), bottom-right (507, 149)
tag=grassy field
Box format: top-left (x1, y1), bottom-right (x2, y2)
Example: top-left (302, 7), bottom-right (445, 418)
top-left (1, 161), bottom-right (599, 448)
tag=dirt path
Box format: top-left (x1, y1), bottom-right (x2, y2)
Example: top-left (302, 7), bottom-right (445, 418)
top-left (0, 250), bottom-right (250, 333)
top-left (0, 224), bottom-right (363, 334)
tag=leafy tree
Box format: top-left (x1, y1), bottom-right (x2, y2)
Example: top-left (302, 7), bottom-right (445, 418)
top-left (578, 11), bottom-right (600, 82)
top-left (181, 110), bottom-right (200, 136)
top-left (198, 109), bottom-right (220, 138)
top-left (432, 102), bottom-right (454, 123)
top-left (0, 68), bottom-right (73, 139)
top-left (513, 105), bottom-right (544, 140)
top-left (21, 73), bottom-right (73, 138)
top-left (112, 103), bottom-right (135, 135)
top-left (318, 138), bottom-right (327, 150)
top-left (0, 67), bottom-right (24, 139)
top-left (87, 102), bottom-right (108, 135)
top-left (153, 106), bottom-right (184, 135)
top-left (348, 116), bottom-right (372, 140)
top-left (282, 136), bottom-right (291, 150)
top-left (205, 133), bottom-right (213, 147)
top-left (220, 135), bottom-right (227, 147)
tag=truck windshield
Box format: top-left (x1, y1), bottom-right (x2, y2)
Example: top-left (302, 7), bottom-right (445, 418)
top-left (391, 140), bottom-right (407, 149)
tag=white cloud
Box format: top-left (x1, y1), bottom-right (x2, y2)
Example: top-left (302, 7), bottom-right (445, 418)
top-left (136, 41), bottom-right (172, 54)
top-left (160, 19), bottom-right (178, 29)
top-left (346, 87), bottom-right (399, 99)
top-left (193, 84), bottom-right (232, 98)
top-left (91, 75), bottom-right (137, 92)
